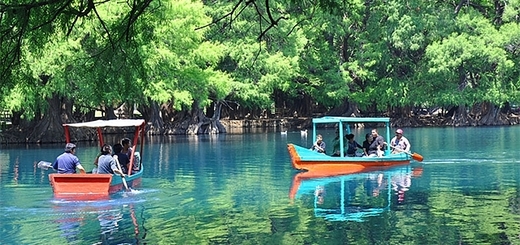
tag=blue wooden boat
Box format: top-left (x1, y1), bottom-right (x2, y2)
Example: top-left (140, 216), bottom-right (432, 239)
top-left (288, 116), bottom-right (422, 175)
top-left (48, 119), bottom-right (146, 198)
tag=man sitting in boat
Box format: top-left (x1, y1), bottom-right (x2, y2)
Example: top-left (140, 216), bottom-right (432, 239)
top-left (310, 134), bottom-right (326, 154)
top-left (53, 143), bottom-right (86, 174)
top-left (96, 144), bottom-right (126, 176)
top-left (367, 129), bottom-right (386, 157)
top-left (389, 129), bottom-right (411, 154)
top-left (346, 134), bottom-right (362, 157)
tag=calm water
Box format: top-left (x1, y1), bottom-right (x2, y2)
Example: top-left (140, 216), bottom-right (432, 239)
top-left (2, 126), bottom-right (520, 244)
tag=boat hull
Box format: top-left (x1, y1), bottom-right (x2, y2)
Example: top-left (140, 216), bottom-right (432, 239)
top-left (49, 168), bottom-right (143, 199)
top-left (287, 143), bottom-right (410, 174)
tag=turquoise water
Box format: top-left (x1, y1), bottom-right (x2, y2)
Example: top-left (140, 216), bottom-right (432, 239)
top-left (1, 126), bottom-right (520, 244)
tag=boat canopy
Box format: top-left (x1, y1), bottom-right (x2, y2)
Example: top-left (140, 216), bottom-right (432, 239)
top-left (311, 116), bottom-right (392, 156)
top-left (63, 119), bottom-right (145, 128)
top-left (62, 119), bottom-right (146, 176)
top-left (312, 116), bottom-right (390, 124)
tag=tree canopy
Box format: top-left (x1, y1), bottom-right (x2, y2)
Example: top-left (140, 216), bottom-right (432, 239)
top-left (1, 0), bottom-right (520, 141)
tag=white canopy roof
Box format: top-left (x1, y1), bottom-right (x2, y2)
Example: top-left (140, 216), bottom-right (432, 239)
top-left (63, 119), bottom-right (145, 128)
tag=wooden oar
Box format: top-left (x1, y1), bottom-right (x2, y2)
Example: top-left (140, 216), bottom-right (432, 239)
top-left (387, 144), bottom-right (424, 162)
top-left (113, 155), bottom-right (129, 191)
top-left (38, 160), bottom-right (86, 173)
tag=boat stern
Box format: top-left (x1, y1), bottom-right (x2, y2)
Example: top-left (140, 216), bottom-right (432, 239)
top-left (49, 174), bottom-right (112, 197)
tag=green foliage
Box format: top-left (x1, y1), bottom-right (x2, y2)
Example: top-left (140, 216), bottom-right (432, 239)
top-left (2, 0), bottom-right (520, 122)
top-left (426, 10), bottom-right (517, 106)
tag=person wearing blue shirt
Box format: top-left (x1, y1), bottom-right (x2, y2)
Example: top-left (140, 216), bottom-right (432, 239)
top-left (53, 143), bottom-right (86, 174)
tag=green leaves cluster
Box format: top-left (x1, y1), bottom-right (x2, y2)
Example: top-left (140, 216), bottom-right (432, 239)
top-left (1, 0), bottom-right (520, 121)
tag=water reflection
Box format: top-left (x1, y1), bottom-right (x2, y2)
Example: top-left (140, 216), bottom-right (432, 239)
top-left (50, 192), bottom-right (147, 244)
top-left (290, 165), bottom-right (423, 222)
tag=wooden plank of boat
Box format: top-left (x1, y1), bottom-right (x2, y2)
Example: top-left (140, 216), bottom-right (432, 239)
top-left (50, 166), bottom-right (144, 196)
top-left (288, 144), bottom-right (411, 172)
top-left (49, 173), bottom-right (112, 196)
top-left (108, 167), bottom-right (144, 193)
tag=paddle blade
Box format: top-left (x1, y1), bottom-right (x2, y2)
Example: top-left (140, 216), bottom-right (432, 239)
top-left (37, 161), bottom-right (53, 170)
top-left (411, 153), bottom-right (424, 162)
top-left (121, 175), bottom-right (129, 191)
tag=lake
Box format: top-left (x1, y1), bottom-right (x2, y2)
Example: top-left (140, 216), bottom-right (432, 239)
top-left (1, 126), bottom-right (520, 244)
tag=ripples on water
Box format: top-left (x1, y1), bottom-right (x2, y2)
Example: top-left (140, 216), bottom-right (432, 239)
top-left (3, 127), bottom-right (520, 244)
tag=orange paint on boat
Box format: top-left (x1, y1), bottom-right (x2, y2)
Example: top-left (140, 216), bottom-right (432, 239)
top-left (287, 144), bottom-right (410, 172)
top-left (49, 173), bottom-right (112, 196)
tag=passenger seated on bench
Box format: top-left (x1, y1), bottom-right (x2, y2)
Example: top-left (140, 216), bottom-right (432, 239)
top-left (310, 134), bottom-right (326, 154)
top-left (362, 133), bottom-right (372, 156)
top-left (346, 134), bottom-right (362, 157)
top-left (331, 129), bottom-right (346, 157)
top-left (96, 144), bottom-right (125, 176)
top-left (113, 143), bottom-right (130, 174)
top-left (367, 128), bottom-right (385, 157)
top-left (122, 138), bottom-right (133, 159)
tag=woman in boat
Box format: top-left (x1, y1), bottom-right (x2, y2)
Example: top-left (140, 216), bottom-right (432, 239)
top-left (96, 144), bottom-right (125, 176)
top-left (121, 138), bottom-right (133, 158)
top-left (53, 143), bottom-right (86, 174)
top-left (345, 134), bottom-right (362, 157)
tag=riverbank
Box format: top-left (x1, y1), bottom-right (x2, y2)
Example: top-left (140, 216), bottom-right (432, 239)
top-left (219, 113), bottom-right (520, 132)
top-left (2, 113), bottom-right (520, 144)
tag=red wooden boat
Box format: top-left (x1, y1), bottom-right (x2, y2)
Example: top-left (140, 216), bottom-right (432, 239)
top-left (47, 119), bottom-right (146, 198)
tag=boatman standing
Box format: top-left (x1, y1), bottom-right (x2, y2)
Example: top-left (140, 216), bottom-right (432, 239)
top-left (53, 143), bottom-right (86, 174)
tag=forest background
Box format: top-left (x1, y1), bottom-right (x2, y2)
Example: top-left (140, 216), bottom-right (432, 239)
top-left (1, 0), bottom-right (520, 143)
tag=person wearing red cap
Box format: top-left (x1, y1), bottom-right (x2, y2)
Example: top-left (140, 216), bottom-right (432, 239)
top-left (390, 129), bottom-right (411, 154)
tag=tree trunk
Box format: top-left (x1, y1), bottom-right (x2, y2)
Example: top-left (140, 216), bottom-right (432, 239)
top-left (184, 101), bottom-right (226, 134)
top-left (327, 100), bottom-right (359, 117)
top-left (105, 105), bottom-right (117, 119)
top-left (472, 101), bottom-right (509, 125)
top-left (140, 100), bottom-right (164, 135)
top-left (446, 104), bottom-right (476, 126)
top-left (186, 101), bottom-right (205, 135)
top-left (25, 95), bottom-right (73, 143)
top-left (208, 101), bottom-right (226, 134)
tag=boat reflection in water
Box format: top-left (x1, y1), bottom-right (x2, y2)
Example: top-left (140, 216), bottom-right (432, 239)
top-left (289, 165), bottom-right (423, 222)
top-left (51, 192), bottom-right (146, 244)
